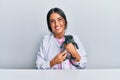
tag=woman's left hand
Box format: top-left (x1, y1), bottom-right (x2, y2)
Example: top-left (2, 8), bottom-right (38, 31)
top-left (64, 43), bottom-right (76, 54)
top-left (64, 43), bottom-right (81, 62)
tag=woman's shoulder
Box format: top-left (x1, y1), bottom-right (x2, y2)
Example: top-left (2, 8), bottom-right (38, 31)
top-left (42, 33), bottom-right (53, 41)
top-left (43, 33), bottom-right (52, 38)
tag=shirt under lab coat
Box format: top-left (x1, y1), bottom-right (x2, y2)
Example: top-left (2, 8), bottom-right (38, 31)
top-left (36, 33), bottom-right (87, 69)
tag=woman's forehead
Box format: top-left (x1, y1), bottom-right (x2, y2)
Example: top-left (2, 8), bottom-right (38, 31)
top-left (50, 13), bottom-right (62, 19)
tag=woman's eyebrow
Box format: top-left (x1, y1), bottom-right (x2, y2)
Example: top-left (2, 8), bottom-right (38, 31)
top-left (57, 17), bottom-right (62, 19)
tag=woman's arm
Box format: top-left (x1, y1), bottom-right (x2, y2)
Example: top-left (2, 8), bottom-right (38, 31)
top-left (36, 39), bottom-right (51, 69)
top-left (64, 43), bottom-right (81, 62)
top-left (65, 35), bottom-right (87, 69)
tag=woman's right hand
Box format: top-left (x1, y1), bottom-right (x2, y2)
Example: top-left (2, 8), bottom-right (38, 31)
top-left (50, 51), bottom-right (67, 68)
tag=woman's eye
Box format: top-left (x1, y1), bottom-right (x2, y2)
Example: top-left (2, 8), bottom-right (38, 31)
top-left (58, 19), bottom-right (62, 21)
top-left (50, 20), bottom-right (55, 23)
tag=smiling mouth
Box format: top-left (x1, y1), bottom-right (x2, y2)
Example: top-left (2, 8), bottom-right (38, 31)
top-left (55, 26), bottom-right (61, 30)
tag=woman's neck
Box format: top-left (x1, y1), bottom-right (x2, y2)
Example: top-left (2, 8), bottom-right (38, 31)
top-left (54, 32), bottom-right (65, 39)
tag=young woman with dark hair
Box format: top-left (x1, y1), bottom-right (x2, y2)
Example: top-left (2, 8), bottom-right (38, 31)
top-left (36, 7), bottom-right (87, 69)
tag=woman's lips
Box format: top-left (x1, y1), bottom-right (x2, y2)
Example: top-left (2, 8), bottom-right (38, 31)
top-left (55, 26), bottom-right (61, 30)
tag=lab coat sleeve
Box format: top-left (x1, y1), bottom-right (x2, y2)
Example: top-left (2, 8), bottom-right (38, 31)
top-left (73, 35), bottom-right (87, 69)
top-left (36, 39), bottom-right (50, 69)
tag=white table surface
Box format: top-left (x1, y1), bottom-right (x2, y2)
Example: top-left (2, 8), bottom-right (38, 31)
top-left (0, 69), bottom-right (120, 80)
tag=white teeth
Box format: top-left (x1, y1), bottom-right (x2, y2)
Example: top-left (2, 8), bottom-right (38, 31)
top-left (55, 27), bottom-right (60, 30)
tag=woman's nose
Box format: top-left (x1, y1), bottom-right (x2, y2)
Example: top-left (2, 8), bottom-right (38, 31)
top-left (55, 20), bottom-right (59, 26)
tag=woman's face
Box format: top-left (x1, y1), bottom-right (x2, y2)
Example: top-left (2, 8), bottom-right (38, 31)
top-left (49, 13), bottom-right (66, 36)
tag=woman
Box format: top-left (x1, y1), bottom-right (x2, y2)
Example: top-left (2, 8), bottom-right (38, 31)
top-left (36, 7), bottom-right (87, 69)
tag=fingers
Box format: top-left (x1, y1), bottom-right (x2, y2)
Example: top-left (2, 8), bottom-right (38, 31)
top-left (61, 50), bottom-right (67, 60)
top-left (60, 50), bottom-right (67, 56)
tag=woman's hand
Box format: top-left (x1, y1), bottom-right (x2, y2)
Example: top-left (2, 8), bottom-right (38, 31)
top-left (64, 43), bottom-right (81, 62)
top-left (50, 51), bottom-right (67, 68)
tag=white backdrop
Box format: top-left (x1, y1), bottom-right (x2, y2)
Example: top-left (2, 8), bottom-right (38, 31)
top-left (0, 0), bottom-right (120, 69)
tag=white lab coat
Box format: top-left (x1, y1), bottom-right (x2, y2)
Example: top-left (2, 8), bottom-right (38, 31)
top-left (36, 33), bottom-right (87, 69)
